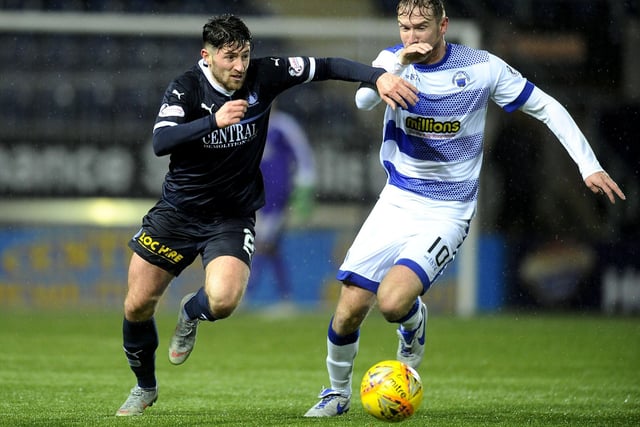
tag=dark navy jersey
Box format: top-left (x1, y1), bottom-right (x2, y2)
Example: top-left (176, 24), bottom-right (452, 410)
top-left (151, 56), bottom-right (384, 217)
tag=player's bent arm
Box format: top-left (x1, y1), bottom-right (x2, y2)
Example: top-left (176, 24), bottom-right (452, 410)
top-left (372, 49), bottom-right (408, 75)
top-left (519, 86), bottom-right (603, 180)
top-left (152, 115), bottom-right (216, 156)
top-left (354, 49), bottom-right (413, 110)
top-left (214, 99), bottom-right (248, 129)
top-left (315, 57), bottom-right (417, 110)
top-left (315, 57), bottom-right (385, 84)
top-left (355, 83), bottom-right (382, 110)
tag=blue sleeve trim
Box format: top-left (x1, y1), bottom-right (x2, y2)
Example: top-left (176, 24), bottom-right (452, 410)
top-left (503, 81), bottom-right (535, 113)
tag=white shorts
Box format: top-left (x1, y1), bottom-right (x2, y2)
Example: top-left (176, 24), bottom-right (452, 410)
top-left (337, 185), bottom-right (471, 294)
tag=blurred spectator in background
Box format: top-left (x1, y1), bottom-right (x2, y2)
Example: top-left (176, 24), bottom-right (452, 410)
top-left (246, 108), bottom-right (316, 313)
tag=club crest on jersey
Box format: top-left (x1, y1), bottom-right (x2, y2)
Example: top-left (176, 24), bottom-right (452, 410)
top-left (452, 71), bottom-right (470, 88)
top-left (287, 57), bottom-right (305, 77)
top-left (247, 91), bottom-right (259, 106)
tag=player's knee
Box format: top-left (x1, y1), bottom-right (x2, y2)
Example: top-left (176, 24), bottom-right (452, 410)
top-left (378, 306), bottom-right (405, 323)
top-left (332, 314), bottom-right (364, 336)
top-left (123, 296), bottom-right (157, 321)
top-left (210, 304), bottom-right (234, 319)
top-left (377, 298), bottom-right (408, 323)
top-left (208, 294), bottom-right (241, 319)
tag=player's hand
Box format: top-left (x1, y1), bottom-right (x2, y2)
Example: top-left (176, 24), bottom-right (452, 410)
top-left (584, 170), bottom-right (626, 204)
top-left (214, 99), bottom-right (248, 128)
top-left (375, 73), bottom-right (418, 110)
top-left (399, 42), bottom-right (434, 65)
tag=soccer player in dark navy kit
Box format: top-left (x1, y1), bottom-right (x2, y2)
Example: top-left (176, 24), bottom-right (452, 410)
top-left (116, 14), bottom-right (418, 416)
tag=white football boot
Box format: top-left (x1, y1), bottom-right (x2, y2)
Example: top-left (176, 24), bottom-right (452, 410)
top-left (115, 385), bottom-right (158, 416)
top-left (304, 388), bottom-right (351, 417)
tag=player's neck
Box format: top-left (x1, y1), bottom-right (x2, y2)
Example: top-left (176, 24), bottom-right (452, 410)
top-left (199, 59), bottom-right (236, 97)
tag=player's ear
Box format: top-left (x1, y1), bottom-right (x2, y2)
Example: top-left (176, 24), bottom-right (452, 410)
top-left (439, 16), bottom-right (449, 34)
top-left (201, 48), bottom-right (210, 66)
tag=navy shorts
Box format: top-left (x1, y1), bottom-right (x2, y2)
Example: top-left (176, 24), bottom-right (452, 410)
top-left (128, 199), bottom-right (256, 276)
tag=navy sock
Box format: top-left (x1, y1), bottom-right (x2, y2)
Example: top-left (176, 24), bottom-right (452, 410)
top-left (395, 298), bottom-right (420, 323)
top-left (327, 316), bottom-right (360, 345)
top-left (184, 287), bottom-right (217, 321)
top-left (122, 317), bottom-right (158, 389)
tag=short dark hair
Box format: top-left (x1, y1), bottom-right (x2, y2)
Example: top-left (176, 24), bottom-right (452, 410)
top-left (202, 14), bottom-right (252, 50)
top-left (397, 0), bottom-right (446, 22)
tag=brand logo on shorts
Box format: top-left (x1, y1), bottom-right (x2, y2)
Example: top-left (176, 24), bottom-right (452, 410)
top-left (135, 230), bottom-right (184, 264)
top-left (243, 228), bottom-right (255, 259)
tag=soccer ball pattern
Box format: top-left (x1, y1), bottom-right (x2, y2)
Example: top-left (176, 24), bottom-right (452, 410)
top-left (360, 360), bottom-right (423, 422)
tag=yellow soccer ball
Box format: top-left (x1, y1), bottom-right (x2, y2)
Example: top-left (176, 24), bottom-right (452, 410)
top-left (360, 360), bottom-right (423, 422)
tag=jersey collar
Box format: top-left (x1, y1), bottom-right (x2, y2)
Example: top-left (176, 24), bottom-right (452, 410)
top-left (198, 58), bottom-right (236, 97)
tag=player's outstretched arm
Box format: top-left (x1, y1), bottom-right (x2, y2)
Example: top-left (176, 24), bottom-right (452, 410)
top-left (375, 73), bottom-right (418, 110)
top-left (519, 86), bottom-right (626, 205)
top-left (584, 171), bottom-right (626, 204)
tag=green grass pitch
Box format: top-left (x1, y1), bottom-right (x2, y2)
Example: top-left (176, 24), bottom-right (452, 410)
top-left (0, 309), bottom-right (638, 426)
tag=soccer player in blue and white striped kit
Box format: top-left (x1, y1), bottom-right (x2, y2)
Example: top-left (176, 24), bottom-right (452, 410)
top-left (304, 0), bottom-right (626, 417)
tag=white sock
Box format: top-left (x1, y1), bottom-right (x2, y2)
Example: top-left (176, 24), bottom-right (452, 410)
top-left (326, 337), bottom-right (358, 396)
top-left (401, 300), bottom-right (423, 332)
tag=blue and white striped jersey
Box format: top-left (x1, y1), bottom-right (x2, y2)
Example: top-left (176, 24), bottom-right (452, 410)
top-left (361, 43), bottom-right (534, 219)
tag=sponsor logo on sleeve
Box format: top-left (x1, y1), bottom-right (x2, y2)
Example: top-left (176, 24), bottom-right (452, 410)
top-left (158, 103), bottom-right (185, 118)
top-left (287, 57), bottom-right (305, 77)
